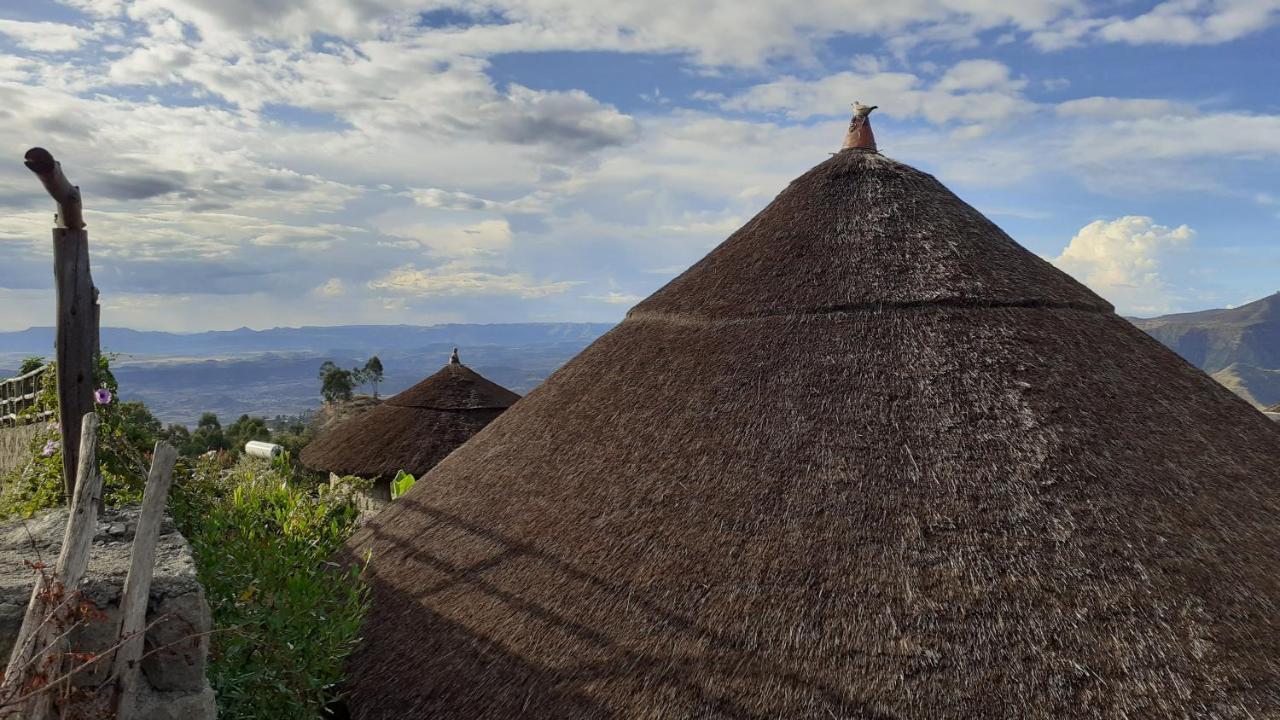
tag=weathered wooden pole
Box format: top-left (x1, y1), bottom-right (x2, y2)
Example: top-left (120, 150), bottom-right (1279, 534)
top-left (24, 148), bottom-right (98, 500)
top-left (111, 441), bottom-right (178, 719)
top-left (2, 413), bottom-right (102, 718)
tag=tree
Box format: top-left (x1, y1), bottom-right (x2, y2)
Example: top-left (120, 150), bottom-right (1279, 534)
top-left (190, 412), bottom-right (228, 454)
top-left (363, 356), bottom-right (384, 398)
top-left (226, 414), bottom-right (270, 452)
top-left (160, 423), bottom-right (192, 454)
top-left (112, 401), bottom-right (161, 451)
top-left (318, 362), bottom-right (354, 403)
top-left (18, 356), bottom-right (45, 375)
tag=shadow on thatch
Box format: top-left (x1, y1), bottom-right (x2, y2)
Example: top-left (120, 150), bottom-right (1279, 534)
top-left (352, 579), bottom-right (615, 718)
top-left (350, 499), bottom-right (900, 720)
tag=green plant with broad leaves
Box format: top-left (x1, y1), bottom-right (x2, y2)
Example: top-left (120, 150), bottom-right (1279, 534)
top-left (390, 469), bottom-right (416, 500)
top-left (170, 454), bottom-right (370, 720)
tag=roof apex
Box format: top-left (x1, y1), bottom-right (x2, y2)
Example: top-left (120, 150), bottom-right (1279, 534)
top-left (630, 150), bottom-right (1111, 323)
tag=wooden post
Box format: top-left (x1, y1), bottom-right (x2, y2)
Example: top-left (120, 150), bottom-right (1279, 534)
top-left (2, 413), bottom-right (102, 718)
top-left (25, 148), bottom-right (98, 500)
top-left (111, 442), bottom-right (178, 718)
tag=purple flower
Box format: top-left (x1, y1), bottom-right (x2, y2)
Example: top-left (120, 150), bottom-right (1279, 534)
top-left (41, 440), bottom-right (59, 457)
top-left (46, 421), bottom-right (60, 432)
top-left (94, 388), bottom-right (112, 405)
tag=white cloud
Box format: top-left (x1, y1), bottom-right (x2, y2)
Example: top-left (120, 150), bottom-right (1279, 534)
top-left (408, 188), bottom-right (501, 212)
top-left (54, 0), bottom-right (128, 18)
top-left (583, 291), bottom-right (642, 305)
top-left (1097, 0), bottom-right (1280, 45)
top-left (1052, 216), bottom-right (1195, 314)
top-left (380, 219), bottom-right (515, 259)
top-left (100, 25), bottom-right (639, 156)
top-left (0, 19), bottom-right (98, 52)
top-left (314, 278), bottom-right (346, 297)
top-left (934, 59), bottom-right (1026, 92)
top-left (1028, 17), bottom-right (1107, 50)
top-left (0, 0), bottom-right (1273, 334)
top-left (406, 188), bottom-right (548, 214)
top-left (1053, 111), bottom-right (1280, 195)
top-left (1056, 97), bottom-right (1195, 119)
top-left (1031, 0), bottom-right (1280, 49)
top-left (720, 62), bottom-right (1035, 126)
top-left (368, 263), bottom-right (577, 299)
top-left (1067, 113), bottom-right (1280, 162)
top-left (118, 0), bottom-right (1083, 67)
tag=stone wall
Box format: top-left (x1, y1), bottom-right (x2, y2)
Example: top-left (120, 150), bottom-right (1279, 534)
top-left (0, 424), bottom-right (39, 477)
top-left (0, 506), bottom-right (216, 719)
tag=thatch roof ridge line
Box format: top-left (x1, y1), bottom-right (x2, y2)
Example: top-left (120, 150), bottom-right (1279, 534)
top-left (387, 403), bottom-right (514, 412)
top-left (625, 295), bottom-right (1115, 324)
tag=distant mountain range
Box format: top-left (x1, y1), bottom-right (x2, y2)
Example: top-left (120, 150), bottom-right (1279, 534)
top-left (0, 323), bottom-right (614, 425)
top-left (0, 323), bottom-right (613, 357)
top-left (1130, 292), bottom-right (1280, 410)
top-left (5, 295), bottom-right (1279, 424)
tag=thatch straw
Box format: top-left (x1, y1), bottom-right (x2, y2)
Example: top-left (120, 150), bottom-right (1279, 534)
top-left (300, 357), bottom-right (519, 481)
top-left (341, 149), bottom-right (1280, 718)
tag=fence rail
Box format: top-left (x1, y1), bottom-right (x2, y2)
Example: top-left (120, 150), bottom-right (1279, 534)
top-left (0, 365), bottom-right (51, 426)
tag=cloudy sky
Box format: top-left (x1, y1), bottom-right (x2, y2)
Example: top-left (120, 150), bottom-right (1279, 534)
top-left (0, 0), bottom-right (1276, 331)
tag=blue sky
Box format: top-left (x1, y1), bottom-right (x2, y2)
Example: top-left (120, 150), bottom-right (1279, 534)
top-left (0, 0), bottom-right (1276, 331)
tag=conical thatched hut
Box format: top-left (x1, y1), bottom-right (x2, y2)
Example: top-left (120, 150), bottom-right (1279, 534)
top-left (341, 112), bottom-right (1280, 719)
top-left (301, 350), bottom-right (519, 499)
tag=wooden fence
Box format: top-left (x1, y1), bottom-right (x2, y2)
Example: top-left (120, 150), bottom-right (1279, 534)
top-left (0, 366), bottom-right (50, 427)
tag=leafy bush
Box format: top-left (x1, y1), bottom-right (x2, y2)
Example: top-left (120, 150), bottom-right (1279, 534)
top-left (171, 456), bottom-right (370, 720)
top-left (225, 414), bottom-right (271, 454)
top-left (0, 356), bottom-right (159, 517)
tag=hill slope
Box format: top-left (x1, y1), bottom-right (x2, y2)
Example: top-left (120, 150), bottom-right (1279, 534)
top-left (1130, 292), bottom-right (1280, 374)
top-left (1209, 363), bottom-right (1280, 409)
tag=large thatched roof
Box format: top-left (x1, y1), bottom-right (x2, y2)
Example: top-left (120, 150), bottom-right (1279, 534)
top-left (300, 353), bottom-right (519, 480)
top-left (342, 148), bottom-right (1280, 718)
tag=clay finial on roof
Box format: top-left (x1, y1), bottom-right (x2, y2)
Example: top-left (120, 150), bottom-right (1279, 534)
top-left (449, 347), bottom-right (460, 364)
top-left (842, 101), bottom-right (878, 151)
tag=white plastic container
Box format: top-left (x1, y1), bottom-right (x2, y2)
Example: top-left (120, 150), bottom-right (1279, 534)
top-left (244, 440), bottom-right (284, 459)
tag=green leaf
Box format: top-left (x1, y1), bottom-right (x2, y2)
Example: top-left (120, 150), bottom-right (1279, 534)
top-left (390, 470), bottom-right (416, 500)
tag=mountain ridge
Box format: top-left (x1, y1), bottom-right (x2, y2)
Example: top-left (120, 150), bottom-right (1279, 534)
top-left (1129, 292), bottom-right (1280, 375)
top-left (0, 322), bottom-right (616, 357)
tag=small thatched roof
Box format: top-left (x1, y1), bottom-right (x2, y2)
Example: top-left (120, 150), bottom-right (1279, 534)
top-left (342, 126), bottom-right (1280, 718)
top-left (300, 352), bottom-right (519, 480)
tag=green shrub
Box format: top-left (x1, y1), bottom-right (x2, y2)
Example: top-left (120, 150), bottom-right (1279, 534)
top-left (171, 456), bottom-right (370, 720)
top-left (0, 356), bottom-right (157, 518)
